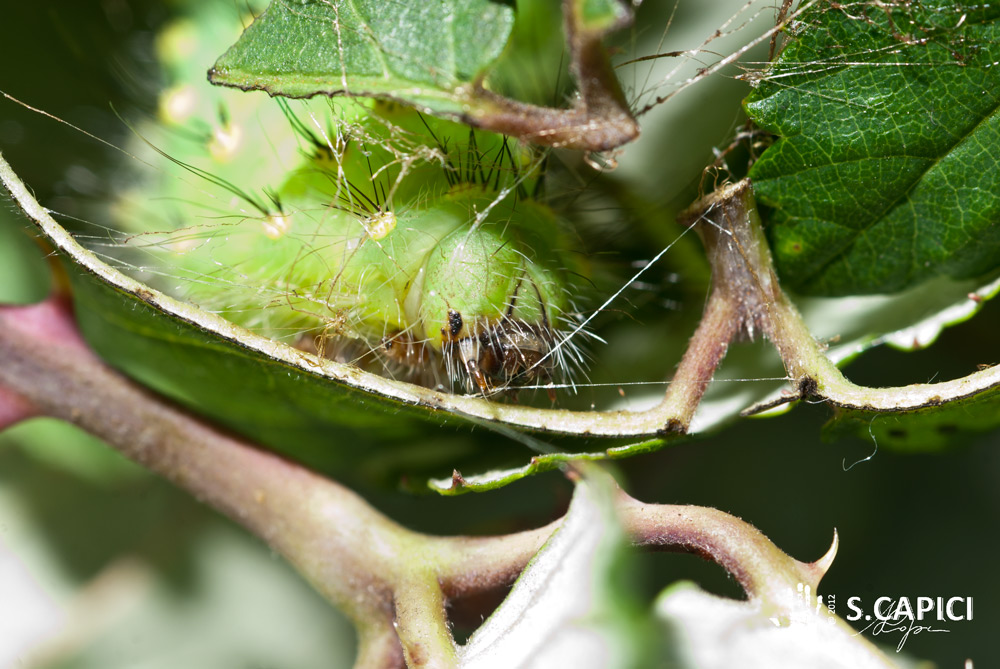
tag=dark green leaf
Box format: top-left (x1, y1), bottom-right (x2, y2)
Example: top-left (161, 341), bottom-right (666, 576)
top-left (746, 1), bottom-right (1000, 295)
top-left (63, 264), bottom-right (689, 488)
top-left (67, 268), bottom-right (475, 472)
top-left (0, 213), bottom-right (49, 305)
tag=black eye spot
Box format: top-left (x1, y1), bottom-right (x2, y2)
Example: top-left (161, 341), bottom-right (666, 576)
top-left (448, 310), bottom-right (463, 337)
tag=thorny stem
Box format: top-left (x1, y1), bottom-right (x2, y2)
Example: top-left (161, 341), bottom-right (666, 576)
top-left (682, 179), bottom-right (1000, 417)
top-left (651, 289), bottom-right (738, 432)
top-left (616, 489), bottom-right (837, 612)
top-left (0, 299), bottom-right (407, 664)
top-left (0, 296), bottom-right (838, 668)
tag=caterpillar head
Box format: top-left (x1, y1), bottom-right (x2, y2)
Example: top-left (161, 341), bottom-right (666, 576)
top-left (445, 316), bottom-right (556, 395)
top-left (406, 198), bottom-right (576, 395)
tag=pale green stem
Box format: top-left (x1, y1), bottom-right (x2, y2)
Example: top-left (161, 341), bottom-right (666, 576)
top-left (393, 577), bottom-right (459, 669)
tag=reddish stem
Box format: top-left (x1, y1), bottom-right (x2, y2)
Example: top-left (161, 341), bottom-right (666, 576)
top-left (0, 295), bottom-right (836, 667)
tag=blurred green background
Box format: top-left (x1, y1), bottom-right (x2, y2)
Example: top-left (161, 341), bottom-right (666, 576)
top-left (1, 1), bottom-right (998, 667)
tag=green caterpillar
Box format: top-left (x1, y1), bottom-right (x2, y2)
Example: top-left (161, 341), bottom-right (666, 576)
top-left (108, 2), bottom-right (590, 396)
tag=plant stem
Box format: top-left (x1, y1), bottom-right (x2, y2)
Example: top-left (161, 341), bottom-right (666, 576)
top-left (0, 295), bottom-right (841, 668)
top-left (0, 387), bottom-right (37, 430)
top-left (466, 0), bottom-right (639, 151)
top-left (616, 489), bottom-right (835, 610)
top-left (683, 179), bottom-right (1000, 416)
top-left (651, 289), bottom-right (738, 431)
top-left (0, 298), bottom-right (403, 664)
top-left (393, 576), bottom-right (459, 668)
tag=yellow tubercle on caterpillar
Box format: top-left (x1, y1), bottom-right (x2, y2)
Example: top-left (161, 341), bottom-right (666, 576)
top-left (159, 84), bottom-right (198, 125)
top-left (364, 211), bottom-right (397, 241)
top-left (262, 213), bottom-right (292, 240)
top-left (155, 18), bottom-right (198, 64)
top-left (209, 121), bottom-right (244, 162)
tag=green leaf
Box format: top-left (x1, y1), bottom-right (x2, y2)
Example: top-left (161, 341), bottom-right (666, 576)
top-left (208, 0), bottom-right (515, 115)
top-left (427, 440), bottom-right (664, 495)
top-left (746, 1), bottom-right (1000, 296)
top-left (577, 0), bottom-right (630, 32)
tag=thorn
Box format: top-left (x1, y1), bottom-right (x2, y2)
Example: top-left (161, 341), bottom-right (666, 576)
top-left (807, 528), bottom-right (839, 585)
